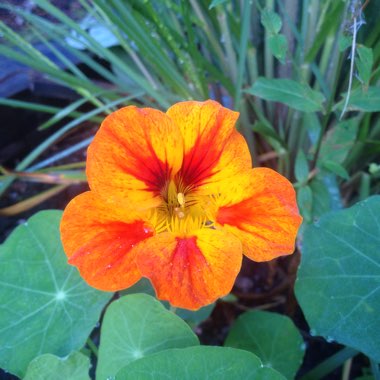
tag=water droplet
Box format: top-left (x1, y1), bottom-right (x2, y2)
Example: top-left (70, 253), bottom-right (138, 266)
top-left (309, 328), bottom-right (317, 336)
top-left (143, 227), bottom-right (152, 234)
top-left (300, 342), bottom-right (307, 351)
top-left (326, 336), bottom-right (334, 343)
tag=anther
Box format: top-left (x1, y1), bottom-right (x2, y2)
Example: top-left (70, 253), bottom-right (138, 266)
top-left (174, 207), bottom-right (185, 219)
top-left (177, 192), bottom-right (185, 206)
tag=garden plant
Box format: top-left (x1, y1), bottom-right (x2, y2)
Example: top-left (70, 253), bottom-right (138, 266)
top-left (0, 0), bottom-right (379, 379)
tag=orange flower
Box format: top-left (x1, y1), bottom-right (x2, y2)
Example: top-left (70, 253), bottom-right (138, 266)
top-left (60, 100), bottom-right (302, 310)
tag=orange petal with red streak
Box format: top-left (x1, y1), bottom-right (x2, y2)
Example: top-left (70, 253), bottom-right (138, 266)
top-left (87, 106), bottom-right (183, 209)
top-left (60, 191), bottom-right (154, 291)
top-left (166, 100), bottom-right (251, 190)
top-left (135, 228), bottom-right (242, 310)
top-left (216, 168), bottom-right (302, 262)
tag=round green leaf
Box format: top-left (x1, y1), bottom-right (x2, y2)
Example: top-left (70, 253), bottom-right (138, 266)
top-left (96, 294), bottom-right (199, 380)
top-left (116, 346), bottom-right (286, 380)
top-left (0, 210), bottom-right (112, 377)
top-left (24, 352), bottom-right (90, 380)
top-left (121, 277), bottom-right (214, 326)
top-left (295, 196), bottom-right (380, 361)
top-left (224, 310), bottom-right (304, 379)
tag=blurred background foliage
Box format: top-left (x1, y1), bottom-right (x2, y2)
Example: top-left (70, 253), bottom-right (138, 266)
top-left (0, 0), bottom-right (379, 220)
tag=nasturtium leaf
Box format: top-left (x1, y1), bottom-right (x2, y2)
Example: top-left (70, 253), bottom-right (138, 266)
top-left (96, 294), bottom-right (199, 380)
top-left (341, 86), bottom-right (380, 112)
top-left (261, 8), bottom-right (282, 35)
top-left (0, 210), bottom-right (112, 378)
top-left (24, 352), bottom-right (90, 380)
top-left (121, 277), bottom-right (214, 326)
top-left (268, 34), bottom-right (288, 63)
top-left (224, 310), bottom-right (304, 380)
top-left (247, 78), bottom-right (325, 112)
top-left (295, 196), bottom-right (380, 361)
top-left (116, 346), bottom-right (286, 380)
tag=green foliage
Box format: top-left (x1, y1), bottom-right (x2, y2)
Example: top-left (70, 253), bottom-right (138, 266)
top-left (295, 151), bottom-right (309, 184)
top-left (96, 294), bottom-right (199, 380)
top-left (1, 0), bottom-right (380, 378)
top-left (295, 196), bottom-right (380, 361)
top-left (24, 352), bottom-right (91, 380)
top-left (344, 87), bottom-right (380, 112)
top-left (224, 310), bottom-right (305, 379)
top-left (247, 78), bottom-right (325, 112)
top-left (121, 277), bottom-right (215, 326)
top-left (0, 211), bottom-right (112, 378)
top-left (116, 346), bottom-right (286, 380)
top-left (356, 46), bottom-right (373, 87)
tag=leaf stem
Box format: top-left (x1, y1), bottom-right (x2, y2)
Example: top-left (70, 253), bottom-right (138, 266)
top-left (86, 337), bottom-right (99, 358)
top-left (370, 359), bottom-right (380, 380)
top-left (234, 0), bottom-right (252, 109)
top-left (299, 347), bottom-right (358, 380)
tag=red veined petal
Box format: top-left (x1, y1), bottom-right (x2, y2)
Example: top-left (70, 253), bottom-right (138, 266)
top-left (166, 100), bottom-right (251, 190)
top-left (216, 168), bottom-right (302, 262)
top-left (87, 106), bottom-right (183, 209)
top-left (60, 191), bottom-right (154, 291)
top-left (135, 228), bottom-right (242, 310)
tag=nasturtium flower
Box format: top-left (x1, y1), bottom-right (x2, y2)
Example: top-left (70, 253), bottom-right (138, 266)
top-left (60, 100), bottom-right (302, 310)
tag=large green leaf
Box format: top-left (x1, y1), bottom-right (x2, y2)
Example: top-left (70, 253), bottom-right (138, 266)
top-left (295, 196), bottom-right (380, 361)
top-left (96, 294), bottom-right (199, 380)
top-left (224, 311), bottom-right (304, 380)
top-left (24, 352), bottom-right (90, 380)
top-left (116, 346), bottom-right (286, 380)
top-left (247, 78), bottom-right (325, 112)
top-left (0, 210), bottom-right (112, 378)
top-left (121, 277), bottom-right (214, 326)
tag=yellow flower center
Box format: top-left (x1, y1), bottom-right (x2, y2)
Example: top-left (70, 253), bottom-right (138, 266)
top-left (149, 178), bottom-right (216, 236)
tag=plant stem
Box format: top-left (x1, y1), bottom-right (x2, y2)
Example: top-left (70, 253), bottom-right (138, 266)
top-left (370, 359), bottom-right (380, 380)
top-left (86, 338), bottom-right (98, 358)
top-left (341, 357), bottom-right (352, 380)
top-left (234, 0), bottom-right (252, 109)
top-left (299, 347), bottom-right (358, 380)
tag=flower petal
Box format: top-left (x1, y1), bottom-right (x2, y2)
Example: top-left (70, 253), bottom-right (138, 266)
top-left (60, 191), bottom-right (154, 291)
top-left (135, 228), bottom-right (242, 310)
top-left (87, 106), bottom-right (184, 208)
top-left (166, 100), bottom-right (251, 190)
top-left (216, 168), bottom-right (302, 262)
